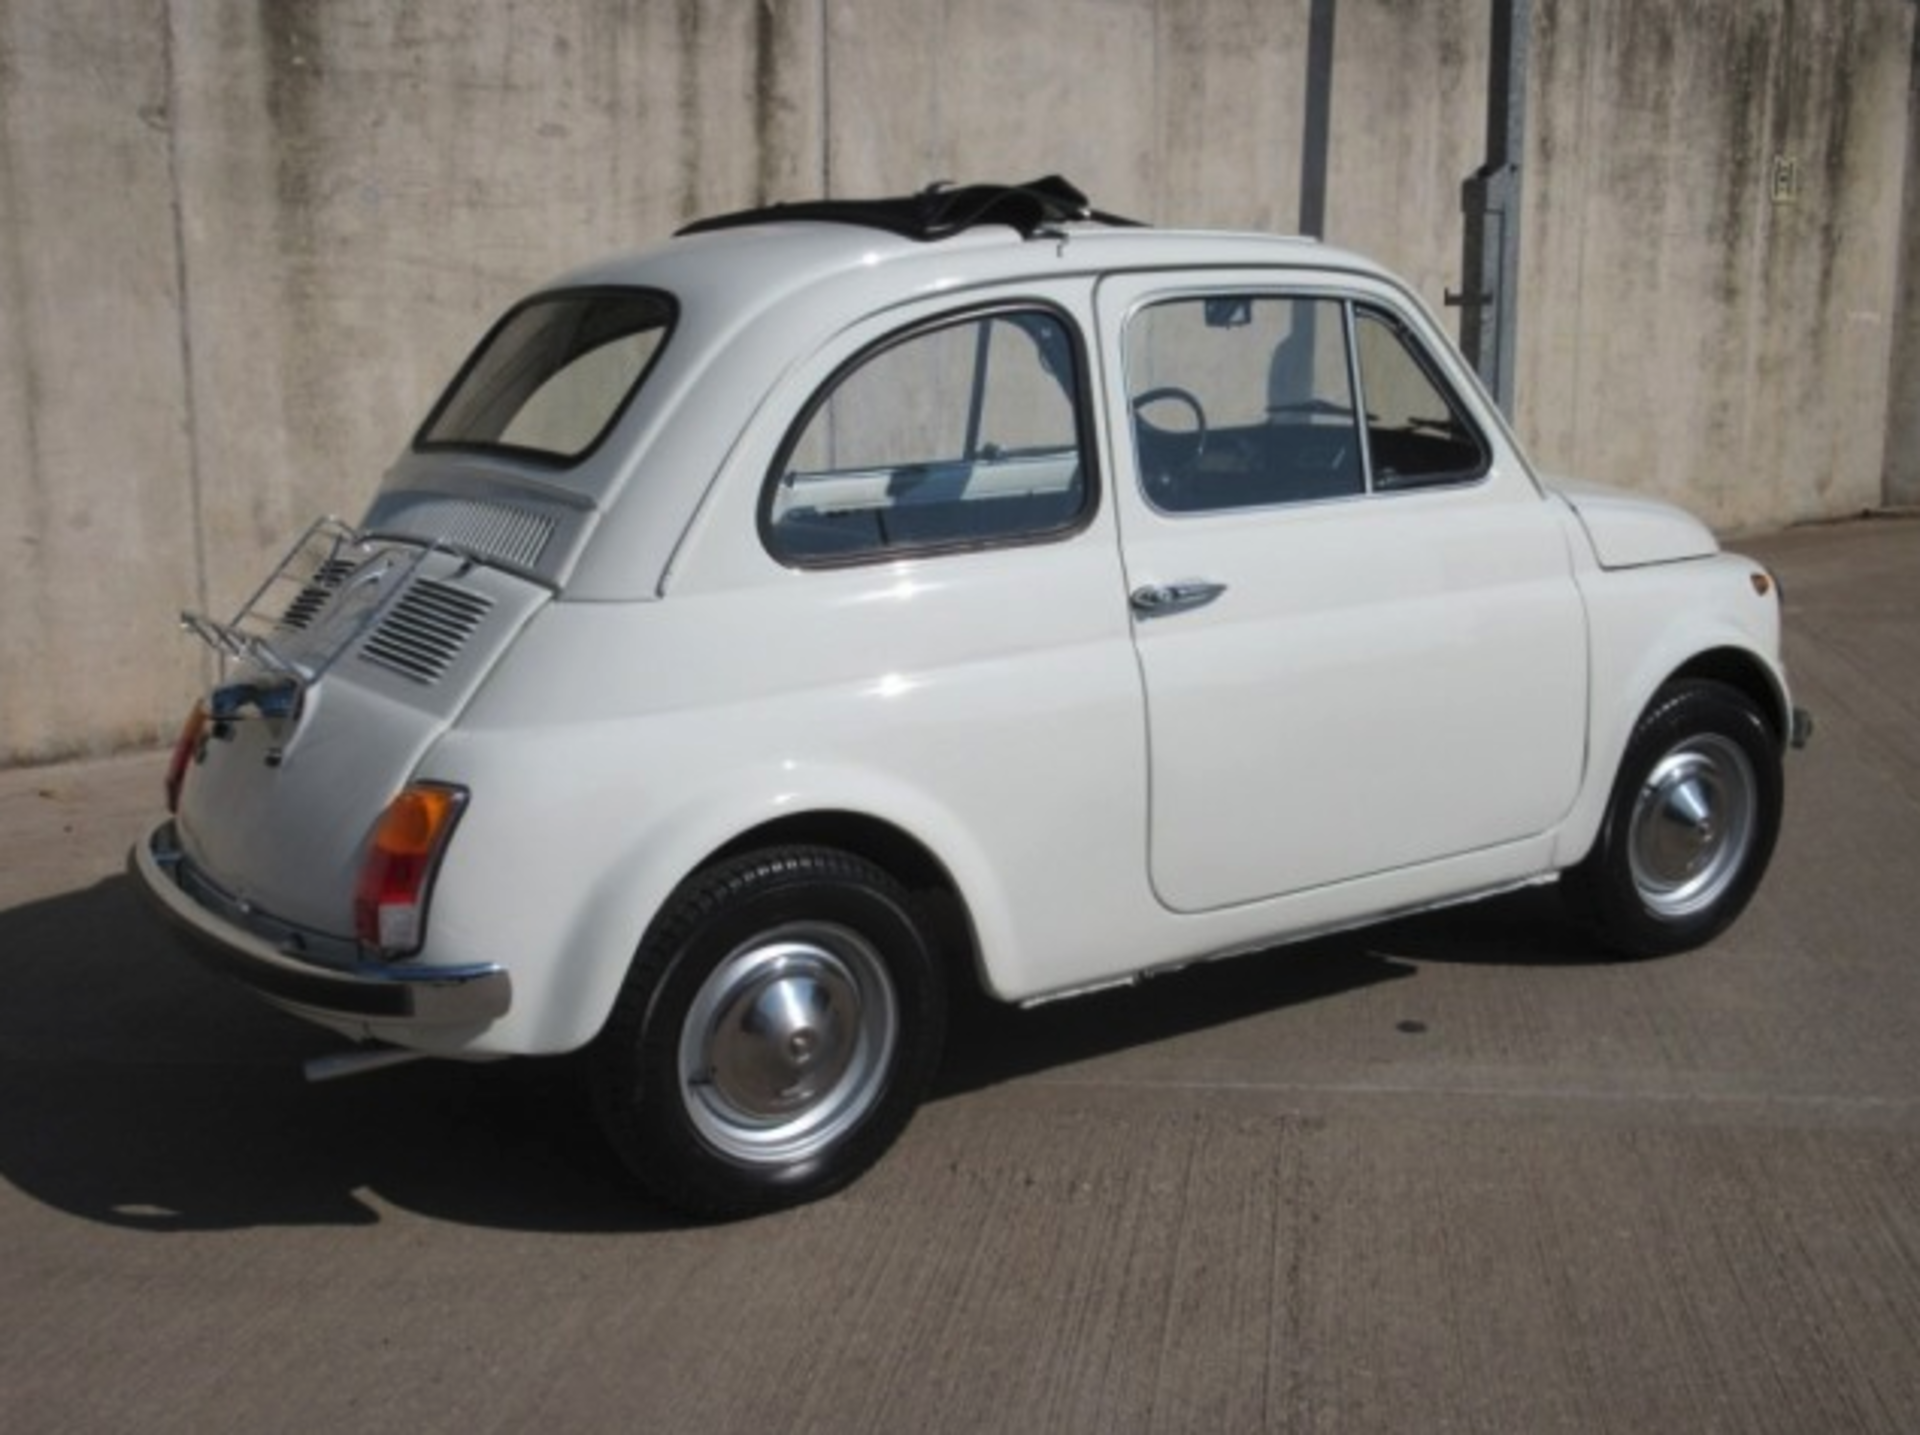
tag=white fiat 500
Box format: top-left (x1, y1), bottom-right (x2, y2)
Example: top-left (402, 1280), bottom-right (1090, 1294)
top-left (134, 179), bottom-right (1808, 1216)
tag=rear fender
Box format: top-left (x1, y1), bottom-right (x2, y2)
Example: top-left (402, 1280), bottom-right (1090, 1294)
top-left (415, 742), bottom-right (1010, 1055)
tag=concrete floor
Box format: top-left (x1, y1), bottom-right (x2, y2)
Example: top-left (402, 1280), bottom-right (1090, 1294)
top-left (2, 517), bottom-right (1917, 1433)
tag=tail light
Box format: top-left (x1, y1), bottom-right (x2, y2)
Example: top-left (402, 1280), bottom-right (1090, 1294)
top-left (354, 784), bottom-right (468, 956)
top-left (165, 704), bottom-right (209, 813)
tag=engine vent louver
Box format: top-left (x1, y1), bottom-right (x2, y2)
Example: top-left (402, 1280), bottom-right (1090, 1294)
top-left (358, 578), bottom-right (494, 685)
top-left (277, 558), bottom-right (358, 632)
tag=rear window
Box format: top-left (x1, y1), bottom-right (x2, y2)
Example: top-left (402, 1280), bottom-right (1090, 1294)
top-left (416, 288), bottom-right (675, 463)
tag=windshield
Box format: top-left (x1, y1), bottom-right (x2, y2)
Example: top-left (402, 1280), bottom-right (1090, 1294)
top-left (416, 288), bottom-right (675, 463)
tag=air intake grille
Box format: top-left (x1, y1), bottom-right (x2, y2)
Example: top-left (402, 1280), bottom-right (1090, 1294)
top-left (387, 497), bottom-right (556, 571)
top-left (358, 579), bottom-right (494, 684)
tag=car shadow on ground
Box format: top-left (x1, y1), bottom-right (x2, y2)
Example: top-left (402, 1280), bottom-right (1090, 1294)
top-left (0, 875), bottom-right (663, 1235)
top-left (1367, 883), bottom-right (1629, 967)
top-left (933, 882), bottom-right (1621, 1097)
top-left (0, 873), bottom-right (1616, 1235)
top-left (935, 936), bottom-right (1413, 1098)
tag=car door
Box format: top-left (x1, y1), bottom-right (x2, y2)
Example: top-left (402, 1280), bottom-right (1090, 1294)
top-left (1098, 271), bottom-right (1589, 913)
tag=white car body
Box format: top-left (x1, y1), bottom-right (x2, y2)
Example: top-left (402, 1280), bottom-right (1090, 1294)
top-left (133, 181), bottom-right (1801, 1213)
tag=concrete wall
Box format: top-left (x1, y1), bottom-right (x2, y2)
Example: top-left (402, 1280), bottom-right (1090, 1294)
top-left (0, 0), bottom-right (1914, 768)
top-left (1523, 0), bottom-right (1915, 530)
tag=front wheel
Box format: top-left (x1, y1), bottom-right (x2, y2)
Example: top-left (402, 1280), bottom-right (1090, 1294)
top-left (1565, 679), bottom-right (1783, 957)
top-left (588, 846), bottom-right (946, 1218)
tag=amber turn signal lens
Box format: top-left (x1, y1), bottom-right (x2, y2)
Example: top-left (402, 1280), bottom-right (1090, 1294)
top-left (354, 784), bottom-right (468, 955)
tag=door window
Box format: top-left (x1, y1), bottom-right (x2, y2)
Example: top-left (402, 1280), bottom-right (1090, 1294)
top-left (1124, 294), bottom-right (1486, 513)
top-left (1127, 296), bottom-right (1362, 512)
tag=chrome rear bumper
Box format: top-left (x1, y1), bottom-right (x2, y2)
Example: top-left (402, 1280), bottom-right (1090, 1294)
top-left (131, 820), bottom-right (510, 1031)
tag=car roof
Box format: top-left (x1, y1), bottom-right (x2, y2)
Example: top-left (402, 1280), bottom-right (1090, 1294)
top-left (558, 218), bottom-right (1362, 283)
top-left (540, 179), bottom-right (1392, 327)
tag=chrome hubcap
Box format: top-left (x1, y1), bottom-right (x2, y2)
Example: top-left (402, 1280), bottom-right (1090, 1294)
top-left (679, 925), bottom-right (896, 1165)
top-left (1627, 734), bottom-right (1757, 920)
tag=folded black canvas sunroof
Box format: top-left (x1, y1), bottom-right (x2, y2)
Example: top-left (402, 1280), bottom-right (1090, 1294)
top-left (677, 175), bottom-right (1144, 243)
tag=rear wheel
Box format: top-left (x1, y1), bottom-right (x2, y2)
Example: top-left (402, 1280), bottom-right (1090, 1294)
top-left (1566, 679), bottom-right (1783, 956)
top-left (589, 846), bottom-right (945, 1218)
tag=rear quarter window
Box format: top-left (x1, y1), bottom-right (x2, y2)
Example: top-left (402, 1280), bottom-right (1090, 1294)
top-left (764, 306), bottom-right (1094, 565)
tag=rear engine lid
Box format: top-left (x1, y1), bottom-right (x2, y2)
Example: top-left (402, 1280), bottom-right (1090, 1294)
top-left (172, 521), bottom-right (548, 936)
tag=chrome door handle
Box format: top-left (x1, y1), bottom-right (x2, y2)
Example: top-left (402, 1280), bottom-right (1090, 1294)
top-left (1130, 579), bottom-right (1228, 618)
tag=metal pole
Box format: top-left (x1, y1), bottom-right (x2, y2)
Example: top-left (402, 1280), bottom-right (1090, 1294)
top-left (1452, 0), bottom-right (1529, 417)
top-left (1298, 0), bottom-right (1337, 239)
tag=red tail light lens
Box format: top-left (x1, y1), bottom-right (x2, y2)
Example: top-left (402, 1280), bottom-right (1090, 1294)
top-left (165, 705), bottom-right (209, 814)
top-left (354, 784), bottom-right (467, 956)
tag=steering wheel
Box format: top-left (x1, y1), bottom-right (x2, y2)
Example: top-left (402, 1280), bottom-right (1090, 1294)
top-left (1131, 385), bottom-right (1209, 486)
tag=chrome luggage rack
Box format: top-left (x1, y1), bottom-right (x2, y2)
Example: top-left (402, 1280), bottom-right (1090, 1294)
top-left (179, 516), bottom-right (432, 721)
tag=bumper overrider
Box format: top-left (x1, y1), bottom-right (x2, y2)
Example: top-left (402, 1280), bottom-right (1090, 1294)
top-left (131, 820), bottom-right (510, 1032)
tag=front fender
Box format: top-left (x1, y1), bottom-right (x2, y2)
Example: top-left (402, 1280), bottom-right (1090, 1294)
top-left (1554, 551), bottom-right (1789, 868)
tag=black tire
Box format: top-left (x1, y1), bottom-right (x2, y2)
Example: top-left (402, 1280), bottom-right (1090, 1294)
top-left (588, 846), bottom-right (945, 1218)
top-left (1565, 679), bottom-right (1783, 957)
